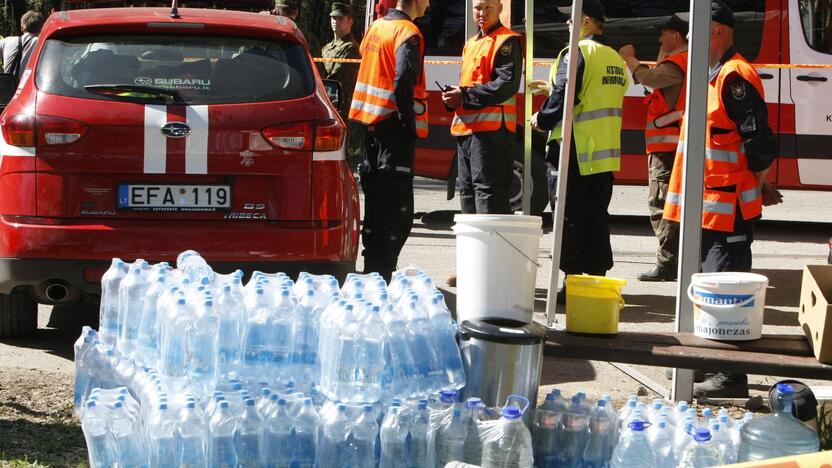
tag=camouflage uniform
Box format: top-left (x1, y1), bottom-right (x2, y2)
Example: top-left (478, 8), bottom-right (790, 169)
top-left (322, 31), bottom-right (363, 169)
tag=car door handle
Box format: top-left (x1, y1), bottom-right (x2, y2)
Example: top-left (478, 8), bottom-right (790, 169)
top-left (759, 73), bottom-right (774, 80)
top-left (796, 75), bottom-right (828, 82)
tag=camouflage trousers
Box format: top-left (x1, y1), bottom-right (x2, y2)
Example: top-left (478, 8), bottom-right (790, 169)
top-left (648, 152), bottom-right (680, 268)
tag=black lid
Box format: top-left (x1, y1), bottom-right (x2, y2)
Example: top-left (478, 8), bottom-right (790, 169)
top-left (658, 14), bottom-right (689, 36)
top-left (712, 1), bottom-right (734, 28)
top-left (768, 379), bottom-right (818, 423)
top-left (459, 319), bottom-right (547, 345)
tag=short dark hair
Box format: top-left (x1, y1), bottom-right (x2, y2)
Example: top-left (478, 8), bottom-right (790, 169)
top-left (21, 10), bottom-right (44, 35)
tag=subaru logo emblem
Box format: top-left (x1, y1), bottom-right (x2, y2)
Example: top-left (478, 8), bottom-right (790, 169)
top-left (134, 77), bottom-right (153, 86)
top-left (161, 122), bottom-right (191, 138)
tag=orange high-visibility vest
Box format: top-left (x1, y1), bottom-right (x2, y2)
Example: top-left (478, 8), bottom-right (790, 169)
top-left (644, 51), bottom-right (688, 154)
top-left (349, 17), bottom-right (429, 138)
top-left (663, 53), bottom-right (764, 233)
top-left (450, 26), bottom-right (520, 136)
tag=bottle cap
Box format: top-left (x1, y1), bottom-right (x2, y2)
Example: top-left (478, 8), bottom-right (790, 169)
top-left (502, 406), bottom-right (523, 420)
top-left (597, 399), bottom-right (606, 408)
top-left (694, 428), bottom-right (712, 442)
top-left (363, 404), bottom-right (373, 412)
top-left (278, 398), bottom-right (287, 406)
top-left (465, 398), bottom-right (483, 409)
top-left (627, 420), bottom-right (651, 431)
top-left (219, 400), bottom-right (229, 408)
top-left (776, 383), bottom-right (794, 395)
top-left (439, 390), bottom-right (459, 403)
top-left (418, 400), bottom-right (428, 410)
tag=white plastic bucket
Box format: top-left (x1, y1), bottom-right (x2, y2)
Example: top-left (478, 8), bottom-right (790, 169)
top-left (688, 272), bottom-right (769, 341)
top-left (452, 214), bottom-right (542, 324)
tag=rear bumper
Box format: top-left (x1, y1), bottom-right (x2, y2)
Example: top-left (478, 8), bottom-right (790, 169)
top-left (0, 216), bottom-right (358, 295)
top-left (0, 258), bottom-right (356, 295)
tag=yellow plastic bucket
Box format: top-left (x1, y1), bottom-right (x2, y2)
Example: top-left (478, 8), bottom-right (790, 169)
top-left (565, 274), bottom-right (627, 334)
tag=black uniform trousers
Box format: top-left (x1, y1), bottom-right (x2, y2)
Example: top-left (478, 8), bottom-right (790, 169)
top-left (359, 117), bottom-right (415, 282)
top-left (700, 205), bottom-right (756, 273)
top-left (456, 125), bottom-right (514, 214)
top-left (546, 143), bottom-right (615, 275)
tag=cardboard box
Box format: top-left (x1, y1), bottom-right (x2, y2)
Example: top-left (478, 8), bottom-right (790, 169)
top-left (723, 450), bottom-right (831, 466)
top-left (799, 265), bottom-right (832, 364)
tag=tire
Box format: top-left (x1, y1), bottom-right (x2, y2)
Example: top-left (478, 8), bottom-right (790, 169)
top-left (0, 290), bottom-right (38, 338)
top-left (510, 148), bottom-right (549, 216)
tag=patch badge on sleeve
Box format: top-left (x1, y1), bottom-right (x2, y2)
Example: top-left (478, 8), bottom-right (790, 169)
top-left (731, 82), bottom-right (747, 100)
top-left (408, 35), bottom-right (419, 46)
top-left (500, 42), bottom-right (512, 55)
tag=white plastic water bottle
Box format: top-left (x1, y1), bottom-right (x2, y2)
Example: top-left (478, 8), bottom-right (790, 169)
top-left (293, 398), bottom-right (319, 468)
top-left (111, 400), bottom-right (148, 468)
top-left (271, 288), bottom-right (296, 384)
top-left (480, 396), bottom-right (534, 468)
top-left (461, 398), bottom-right (483, 464)
top-left (118, 262), bottom-right (148, 357)
top-left (557, 394), bottom-right (590, 467)
top-left (737, 383), bottom-right (820, 461)
top-left (81, 400), bottom-right (118, 468)
top-left (146, 401), bottom-right (177, 467)
top-left (135, 274), bottom-right (167, 367)
top-left (436, 407), bottom-right (466, 467)
top-left (672, 415), bottom-right (696, 461)
top-left (236, 398), bottom-right (264, 466)
top-left (427, 292), bottom-right (466, 391)
top-left (582, 399), bottom-right (614, 467)
top-left (177, 399), bottom-right (206, 468)
top-left (678, 428), bottom-right (723, 467)
top-left (216, 283), bottom-right (244, 381)
top-left (409, 399), bottom-right (430, 468)
top-left (73, 329), bottom-right (97, 415)
top-left (208, 400), bottom-right (237, 467)
top-left (611, 420), bottom-right (656, 468)
top-left (533, 389), bottom-right (566, 467)
top-left (292, 288), bottom-right (321, 389)
top-left (318, 403), bottom-right (351, 467)
top-left (159, 296), bottom-right (193, 391)
top-left (176, 250), bottom-right (214, 285)
top-left (187, 297), bottom-right (219, 398)
top-left (349, 404), bottom-right (379, 468)
top-left (402, 299), bottom-right (441, 394)
top-left (242, 287), bottom-right (274, 385)
top-left (265, 398), bottom-right (293, 465)
top-left (99, 258), bottom-right (128, 348)
top-left (380, 300), bottom-right (417, 398)
top-left (380, 405), bottom-right (409, 468)
top-left (648, 417), bottom-right (675, 468)
top-left (351, 305), bottom-right (385, 403)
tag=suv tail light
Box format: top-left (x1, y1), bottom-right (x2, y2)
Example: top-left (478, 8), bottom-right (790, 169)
top-left (1, 114), bottom-right (88, 147)
top-left (1, 114), bottom-right (35, 146)
top-left (263, 120), bottom-right (346, 152)
top-left (38, 116), bottom-right (88, 146)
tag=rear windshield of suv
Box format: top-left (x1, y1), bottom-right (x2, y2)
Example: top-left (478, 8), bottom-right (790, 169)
top-left (36, 34), bottom-right (315, 104)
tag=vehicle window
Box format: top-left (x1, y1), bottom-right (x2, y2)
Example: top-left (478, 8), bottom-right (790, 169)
top-left (798, 0), bottom-right (832, 54)
top-left (35, 35), bottom-right (315, 104)
top-left (515, 0), bottom-right (765, 62)
top-left (417, 0), bottom-right (466, 56)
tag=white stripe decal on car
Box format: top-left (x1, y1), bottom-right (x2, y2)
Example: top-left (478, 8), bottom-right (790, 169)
top-left (186, 105), bottom-right (209, 174)
top-left (144, 105), bottom-right (167, 174)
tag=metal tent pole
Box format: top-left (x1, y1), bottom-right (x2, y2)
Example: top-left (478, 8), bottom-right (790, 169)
top-left (521, 0), bottom-right (534, 215)
top-left (545, 0), bottom-right (583, 327)
top-left (671, 0), bottom-right (712, 402)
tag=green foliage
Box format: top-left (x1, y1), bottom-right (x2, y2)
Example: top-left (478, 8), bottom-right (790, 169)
top-left (1, 0), bottom-right (46, 38)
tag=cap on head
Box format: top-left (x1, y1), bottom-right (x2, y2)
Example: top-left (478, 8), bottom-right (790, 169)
top-left (330, 2), bottom-right (352, 17)
top-left (558, 0), bottom-right (606, 23)
top-left (711, 1), bottom-right (735, 28)
top-left (659, 14), bottom-right (689, 36)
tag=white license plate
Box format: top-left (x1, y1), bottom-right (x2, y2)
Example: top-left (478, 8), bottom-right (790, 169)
top-left (118, 184), bottom-right (230, 211)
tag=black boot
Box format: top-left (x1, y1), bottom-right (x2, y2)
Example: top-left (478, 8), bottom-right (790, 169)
top-left (637, 264), bottom-right (677, 282)
top-left (693, 372), bottom-right (749, 399)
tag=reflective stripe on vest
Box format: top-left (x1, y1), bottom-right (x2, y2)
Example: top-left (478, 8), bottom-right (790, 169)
top-left (349, 18), bottom-right (429, 138)
top-left (549, 38), bottom-right (628, 175)
top-left (645, 51), bottom-right (688, 154)
top-left (451, 26), bottom-right (520, 136)
top-left (662, 53), bottom-right (765, 232)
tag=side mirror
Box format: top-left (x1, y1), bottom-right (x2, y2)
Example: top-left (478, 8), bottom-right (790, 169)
top-left (322, 79), bottom-right (343, 112)
top-left (0, 74), bottom-right (17, 110)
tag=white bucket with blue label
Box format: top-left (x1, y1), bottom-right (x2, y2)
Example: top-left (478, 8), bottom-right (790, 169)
top-left (688, 272), bottom-right (769, 341)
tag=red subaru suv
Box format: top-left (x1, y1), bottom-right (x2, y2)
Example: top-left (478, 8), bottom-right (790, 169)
top-left (0, 7), bottom-right (360, 337)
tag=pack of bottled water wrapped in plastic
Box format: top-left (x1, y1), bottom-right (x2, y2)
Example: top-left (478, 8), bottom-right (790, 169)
top-left (78, 251), bottom-right (470, 467)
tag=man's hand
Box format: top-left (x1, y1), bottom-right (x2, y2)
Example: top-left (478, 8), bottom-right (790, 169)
top-left (441, 86), bottom-right (463, 109)
top-left (618, 44), bottom-right (636, 60)
top-left (761, 180), bottom-right (783, 206)
top-left (528, 79), bottom-right (551, 97)
top-left (530, 112), bottom-right (540, 131)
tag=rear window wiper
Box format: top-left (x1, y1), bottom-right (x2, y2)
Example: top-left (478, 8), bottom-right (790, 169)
top-left (84, 84), bottom-right (185, 104)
